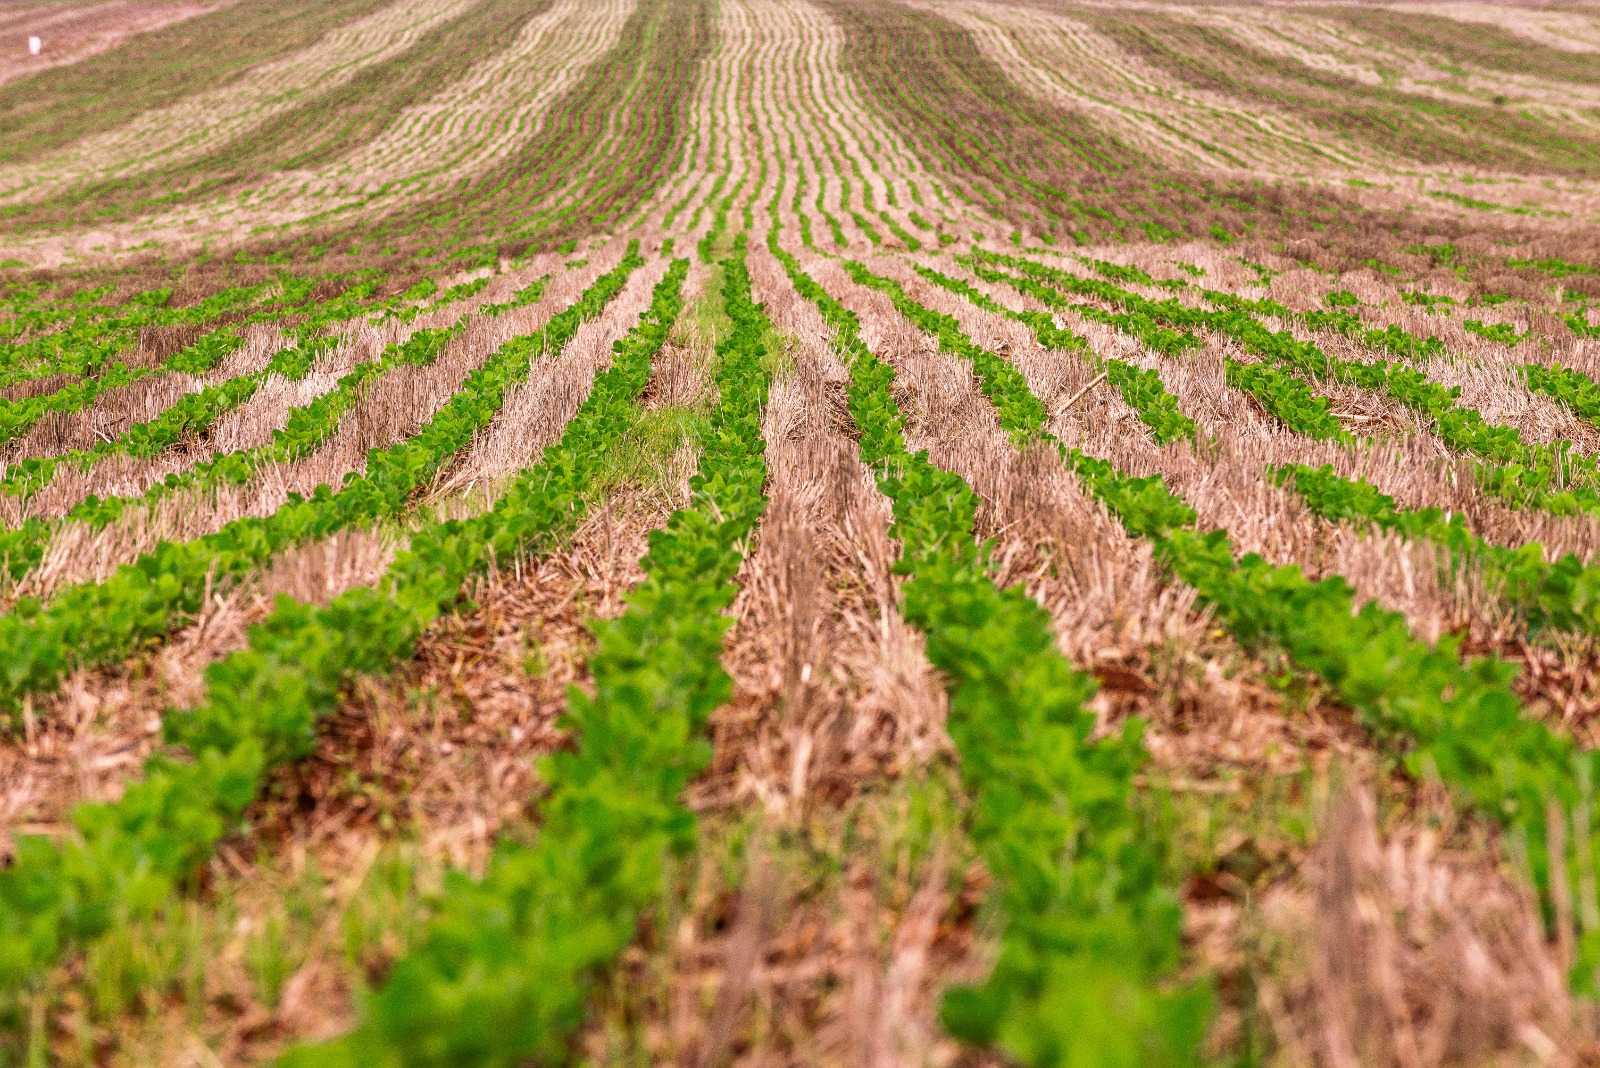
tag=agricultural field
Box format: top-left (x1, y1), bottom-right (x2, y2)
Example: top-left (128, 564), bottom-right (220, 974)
top-left (4, 0), bottom-right (1600, 1065)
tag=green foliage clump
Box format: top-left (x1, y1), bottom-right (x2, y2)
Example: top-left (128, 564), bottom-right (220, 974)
top-left (778, 242), bottom-right (1210, 1068)
top-left (1508, 255), bottom-right (1600, 279)
top-left (974, 250), bottom-right (1600, 516)
top-left (0, 246), bottom-right (681, 1019)
top-left (910, 264), bottom-right (1197, 445)
top-left (1279, 462), bottom-right (1600, 635)
top-left (282, 244), bottom-right (765, 1067)
top-left (0, 252), bottom-right (643, 730)
top-left (1225, 359), bottom-right (1348, 440)
top-left (900, 253), bottom-right (1600, 1002)
top-left (1464, 318), bottom-right (1527, 345)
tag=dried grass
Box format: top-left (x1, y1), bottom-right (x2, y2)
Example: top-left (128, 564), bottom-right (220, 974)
top-left (578, 246), bottom-right (972, 1067)
top-left (725, 244), bottom-right (951, 814)
top-left (435, 257), bottom-right (669, 497)
top-left (1251, 783), bottom-right (1572, 1068)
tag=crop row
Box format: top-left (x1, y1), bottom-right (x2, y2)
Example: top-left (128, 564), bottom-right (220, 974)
top-left (1566, 305), bottom-right (1600, 340)
top-left (1, 342), bottom-right (305, 502)
top-left (772, 237), bottom-right (1208, 1063)
top-left (0, 254), bottom-right (516, 426)
top-left (152, 274), bottom-right (548, 505)
top-left (0, 250), bottom-right (683, 1024)
top-left (0, 282), bottom-right (173, 342)
top-left (0, 273), bottom-right (550, 582)
top-left (0, 268), bottom-right (405, 393)
top-left (1051, 249), bottom-right (1484, 389)
top-left (908, 263), bottom-right (1198, 444)
top-left (0, 255), bottom-right (637, 728)
top-left (0, 279), bottom-right (280, 388)
top-left (1523, 360), bottom-right (1600, 434)
top-left (1180, 272), bottom-right (1449, 362)
top-left (0, 320), bottom-right (446, 585)
top-left (1077, 458), bottom-right (1600, 979)
top-left (925, 254), bottom-right (1600, 645)
top-left (0, 325), bottom-right (250, 449)
top-left (961, 255), bottom-right (1352, 441)
top-left (873, 269), bottom-right (1600, 996)
top-left (282, 244), bottom-right (763, 1066)
top-left (0, 268), bottom-right (433, 451)
top-left (1279, 462), bottom-right (1600, 636)
top-left (960, 253), bottom-right (1359, 442)
top-left (1023, 249), bottom-right (1456, 369)
top-left (973, 251), bottom-right (1600, 516)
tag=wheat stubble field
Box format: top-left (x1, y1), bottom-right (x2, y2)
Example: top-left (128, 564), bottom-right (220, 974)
top-left (5, 0), bottom-right (1600, 1065)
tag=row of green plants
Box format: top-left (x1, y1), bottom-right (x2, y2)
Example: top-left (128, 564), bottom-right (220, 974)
top-left (0, 273), bottom-right (548, 582)
top-left (1566, 304), bottom-right (1600, 340)
top-left (959, 255), bottom-right (1350, 442)
top-left (1069, 251), bottom-right (1465, 362)
top-left (974, 251), bottom-right (1600, 516)
top-left (0, 256), bottom-right (502, 411)
top-left (1279, 462), bottom-right (1600, 635)
top-left (696, 173), bottom-right (742, 263)
top-left (1078, 453), bottom-right (1600, 981)
top-left (85, 274), bottom-right (548, 525)
top-left (0, 253), bottom-right (688, 1033)
top-left (1, 343), bottom-right (306, 501)
top-left (0, 279), bottom-right (277, 388)
top-left (907, 264), bottom-right (1197, 445)
top-left (1015, 255), bottom-right (1202, 356)
top-left (0, 322), bottom-right (453, 584)
top-left (775, 243), bottom-right (1209, 1062)
top-left (1070, 250), bottom-right (1533, 365)
top-left (0, 253), bottom-right (640, 728)
top-left (875, 268), bottom-right (1600, 997)
top-left (0, 271), bottom-right (547, 536)
top-left (1222, 357), bottom-right (1349, 440)
top-left (926, 258), bottom-right (1600, 642)
top-left (1118, 254), bottom-right (1593, 399)
top-left (0, 280), bottom-right (111, 315)
top-left (879, 209), bottom-right (922, 252)
top-left (1464, 318), bottom-right (1528, 346)
top-left (0, 267), bottom-right (421, 448)
top-left (935, 254), bottom-right (1600, 645)
top-left (0, 325), bottom-right (248, 448)
top-left (1185, 276), bottom-right (1450, 362)
top-left (1508, 255), bottom-right (1600, 281)
top-left (0, 282), bottom-right (163, 341)
top-left (279, 246), bottom-right (762, 1067)
top-left (1523, 360), bottom-right (1600, 431)
top-left (972, 255), bottom-right (1203, 356)
top-left (384, 273), bottom-right (501, 324)
top-left (0, 267), bottom-right (406, 392)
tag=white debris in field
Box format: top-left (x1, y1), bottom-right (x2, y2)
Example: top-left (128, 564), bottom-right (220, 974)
top-left (27, 36), bottom-right (41, 57)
